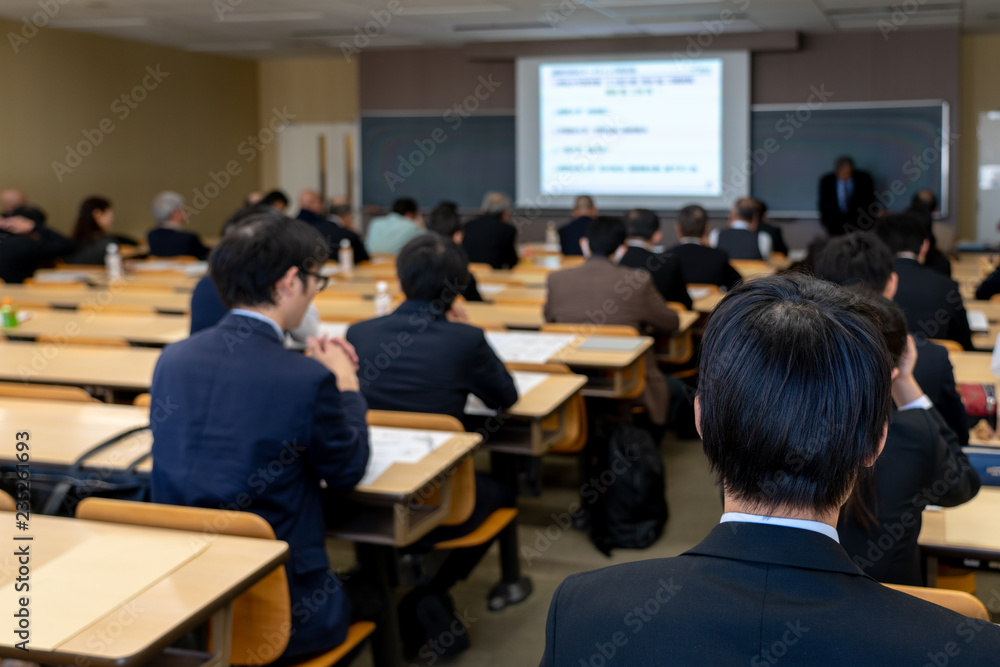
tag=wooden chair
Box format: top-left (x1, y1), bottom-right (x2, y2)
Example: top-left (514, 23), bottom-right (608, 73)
top-left (0, 381), bottom-right (98, 402)
top-left (75, 498), bottom-right (375, 667)
top-left (133, 393), bottom-right (152, 407)
top-left (505, 362), bottom-right (587, 454)
top-left (491, 295), bottom-right (545, 307)
top-left (0, 489), bottom-right (15, 511)
top-left (539, 323), bottom-right (646, 399)
top-left (990, 294), bottom-right (1000, 303)
top-left (885, 584), bottom-right (990, 621)
top-left (929, 338), bottom-right (964, 353)
top-left (35, 334), bottom-right (130, 347)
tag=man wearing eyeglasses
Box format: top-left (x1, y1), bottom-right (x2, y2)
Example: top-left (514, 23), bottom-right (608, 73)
top-left (150, 214), bottom-right (371, 662)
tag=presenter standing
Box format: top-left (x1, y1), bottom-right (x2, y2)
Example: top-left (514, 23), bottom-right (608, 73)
top-left (818, 156), bottom-right (876, 236)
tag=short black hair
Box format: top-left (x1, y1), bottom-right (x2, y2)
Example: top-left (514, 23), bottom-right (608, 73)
top-left (427, 204), bottom-right (462, 237)
top-left (624, 209), bottom-right (659, 240)
top-left (815, 232), bottom-right (894, 293)
top-left (910, 190), bottom-right (937, 213)
top-left (874, 213), bottom-right (925, 255)
top-left (396, 234), bottom-right (469, 307)
top-left (677, 205), bottom-right (707, 238)
top-left (866, 293), bottom-right (907, 368)
top-left (392, 198), bottom-right (418, 216)
top-left (699, 273), bottom-right (892, 514)
top-left (6, 205), bottom-right (46, 226)
top-left (260, 190), bottom-right (289, 208)
top-left (330, 203), bottom-right (351, 218)
top-left (584, 216), bottom-right (626, 256)
top-left (733, 197), bottom-right (758, 223)
top-left (209, 214), bottom-right (328, 308)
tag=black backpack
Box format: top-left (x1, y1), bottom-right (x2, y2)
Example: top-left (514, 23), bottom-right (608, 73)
top-left (593, 424), bottom-right (668, 552)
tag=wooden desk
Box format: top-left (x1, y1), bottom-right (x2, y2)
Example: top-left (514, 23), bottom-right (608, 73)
top-left (1, 284), bottom-right (192, 314)
top-left (0, 513), bottom-right (288, 667)
top-left (481, 372), bottom-right (588, 456)
top-left (34, 268), bottom-right (200, 291)
top-left (4, 310), bottom-right (189, 347)
top-left (691, 290), bottom-right (724, 314)
top-left (550, 335), bottom-right (654, 399)
top-left (948, 351), bottom-right (995, 385)
top-left (919, 487), bottom-right (1000, 585)
top-left (315, 299), bottom-right (547, 329)
top-left (0, 341), bottom-right (159, 394)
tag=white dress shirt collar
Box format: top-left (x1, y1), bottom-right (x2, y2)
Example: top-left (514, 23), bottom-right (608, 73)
top-left (230, 308), bottom-right (284, 341)
top-left (720, 512), bottom-right (840, 543)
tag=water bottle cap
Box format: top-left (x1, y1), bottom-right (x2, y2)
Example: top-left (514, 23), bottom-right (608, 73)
top-left (107, 243), bottom-right (118, 252)
top-left (340, 239), bottom-right (351, 248)
top-left (376, 281), bottom-right (388, 291)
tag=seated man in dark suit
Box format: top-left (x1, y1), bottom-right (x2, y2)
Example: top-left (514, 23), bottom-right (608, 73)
top-left (905, 189), bottom-right (951, 277)
top-left (461, 191), bottom-right (518, 269)
top-left (558, 195), bottom-right (597, 256)
top-left (836, 295), bottom-right (978, 585)
top-left (875, 213), bottom-right (973, 350)
top-left (295, 189), bottom-right (369, 265)
top-left (669, 204), bottom-right (742, 290)
top-left (818, 155), bottom-right (877, 236)
top-left (0, 206), bottom-right (74, 283)
top-left (346, 234), bottom-right (519, 657)
top-left (146, 191), bottom-right (210, 260)
top-left (815, 232), bottom-right (969, 446)
top-left (753, 198), bottom-right (789, 256)
top-left (150, 215), bottom-right (370, 662)
top-left (541, 274), bottom-right (1000, 666)
top-left (709, 197), bottom-right (770, 260)
top-left (545, 216), bottom-right (679, 429)
top-left (426, 203), bottom-right (482, 301)
top-left (619, 208), bottom-right (691, 308)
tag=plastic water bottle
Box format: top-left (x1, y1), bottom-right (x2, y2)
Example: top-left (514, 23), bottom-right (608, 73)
top-left (338, 239), bottom-right (353, 275)
top-left (105, 242), bottom-right (123, 280)
top-left (374, 281), bottom-right (392, 316)
top-left (1, 298), bottom-right (17, 329)
top-left (545, 221), bottom-right (558, 246)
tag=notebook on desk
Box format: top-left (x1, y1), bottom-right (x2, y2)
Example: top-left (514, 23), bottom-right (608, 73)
top-left (576, 336), bottom-right (644, 352)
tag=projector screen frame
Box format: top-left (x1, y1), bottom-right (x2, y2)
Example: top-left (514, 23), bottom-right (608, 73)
top-left (515, 50), bottom-right (750, 211)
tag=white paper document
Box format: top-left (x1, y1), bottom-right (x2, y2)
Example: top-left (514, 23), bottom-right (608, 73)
top-left (968, 310), bottom-right (989, 333)
top-left (477, 283), bottom-right (508, 297)
top-left (318, 322), bottom-right (349, 339)
top-left (484, 331), bottom-right (575, 364)
top-left (465, 371), bottom-right (548, 416)
top-left (358, 426), bottom-right (454, 486)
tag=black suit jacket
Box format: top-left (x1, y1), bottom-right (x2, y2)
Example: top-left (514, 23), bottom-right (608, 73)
top-left (150, 313), bottom-right (369, 660)
top-left (541, 522), bottom-right (1000, 666)
top-left (346, 299), bottom-right (517, 423)
top-left (759, 221), bottom-right (788, 256)
top-left (618, 245), bottom-right (691, 308)
top-left (147, 227), bottom-right (210, 260)
top-left (0, 226), bottom-right (75, 283)
top-left (976, 265), bottom-right (1000, 301)
top-left (558, 216), bottom-right (591, 256)
top-left (818, 171), bottom-right (876, 236)
top-left (914, 338), bottom-right (969, 446)
top-left (296, 210), bottom-right (369, 265)
top-left (893, 257), bottom-right (973, 350)
top-left (461, 214), bottom-right (518, 269)
top-left (669, 242), bottom-right (742, 290)
top-left (838, 406), bottom-right (979, 585)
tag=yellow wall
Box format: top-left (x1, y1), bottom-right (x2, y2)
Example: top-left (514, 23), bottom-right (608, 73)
top-left (960, 33), bottom-right (1000, 240)
top-left (257, 58), bottom-right (359, 189)
top-left (0, 20), bottom-right (259, 238)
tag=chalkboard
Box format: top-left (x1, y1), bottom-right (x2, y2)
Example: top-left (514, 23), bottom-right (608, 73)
top-left (361, 115), bottom-right (516, 209)
top-left (750, 102), bottom-right (948, 217)
top-left (361, 102), bottom-right (949, 215)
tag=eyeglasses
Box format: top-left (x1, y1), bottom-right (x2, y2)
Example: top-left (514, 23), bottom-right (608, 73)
top-left (299, 269), bottom-right (330, 292)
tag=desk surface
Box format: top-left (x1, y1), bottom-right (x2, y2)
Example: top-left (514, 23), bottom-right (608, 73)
top-left (0, 341), bottom-right (159, 391)
top-left (948, 351), bottom-right (995, 385)
top-left (0, 513), bottom-right (287, 667)
top-left (1, 284), bottom-right (192, 314)
top-left (919, 487), bottom-right (1000, 558)
top-left (4, 310), bottom-right (189, 347)
top-left (503, 372), bottom-right (587, 420)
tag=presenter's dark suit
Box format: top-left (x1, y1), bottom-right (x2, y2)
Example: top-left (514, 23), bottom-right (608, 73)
top-left (818, 171), bottom-right (876, 236)
top-left (893, 257), bottom-right (974, 350)
top-left (914, 339), bottom-right (970, 446)
top-left (618, 245), bottom-right (692, 308)
top-left (838, 406), bottom-right (979, 586)
top-left (669, 241), bottom-right (742, 290)
top-left (558, 216), bottom-right (591, 256)
top-left (541, 523), bottom-right (1000, 666)
top-left (296, 209), bottom-right (369, 265)
top-left (544, 257), bottom-right (679, 424)
top-left (147, 227), bottom-right (210, 260)
top-left (150, 313), bottom-right (370, 660)
top-left (461, 214), bottom-right (518, 269)
top-left (0, 226), bottom-right (74, 283)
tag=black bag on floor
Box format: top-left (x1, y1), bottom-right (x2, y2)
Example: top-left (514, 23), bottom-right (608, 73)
top-left (601, 423), bottom-right (668, 551)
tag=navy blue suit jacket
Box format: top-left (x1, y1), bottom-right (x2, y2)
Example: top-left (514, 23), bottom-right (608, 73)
top-left (150, 313), bottom-right (369, 659)
top-left (296, 210), bottom-right (370, 265)
top-left (558, 216), bottom-right (590, 256)
top-left (542, 522), bottom-right (1000, 665)
top-left (147, 227), bottom-right (210, 260)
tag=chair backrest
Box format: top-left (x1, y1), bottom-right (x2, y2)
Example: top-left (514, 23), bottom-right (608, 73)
top-left (0, 381), bottom-right (98, 402)
top-left (506, 362), bottom-right (588, 454)
top-left (365, 410), bottom-right (475, 526)
top-left (0, 489), bottom-right (15, 511)
top-left (929, 338), bottom-right (964, 353)
top-left (885, 583), bottom-right (990, 621)
top-left (133, 393), bottom-right (152, 407)
top-left (76, 498), bottom-right (292, 663)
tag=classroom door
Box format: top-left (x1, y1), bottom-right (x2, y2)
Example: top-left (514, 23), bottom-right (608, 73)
top-left (277, 123), bottom-right (358, 213)
top-left (976, 111), bottom-right (1000, 244)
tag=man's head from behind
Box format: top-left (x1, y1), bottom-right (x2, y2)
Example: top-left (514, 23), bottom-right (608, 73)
top-left (0, 189), bottom-right (26, 214)
top-left (397, 234), bottom-right (470, 309)
top-left (151, 191), bottom-right (186, 226)
top-left (581, 216), bottom-right (627, 259)
top-left (392, 198), bottom-right (419, 218)
top-left (572, 195), bottom-right (597, 219)
top-left (298, 189), bottom-right (324, 216)
top-left (815, 232), bottom-right (898, 298)
top-left (730, 197), bottom-right (759, 227)
top-left (676, 204), bottom-right (708, 240)
top-left (210, 211), bottom-right (328, 329)
top-left (625, 209), bottom-right (661, 244)
top-left (427, 204), bottom-right (462, 243)
top-left (698, 274), bottom-right (892, 517)
top-left (481, 191), bottom-right (511, 220)
top-left (874, 213), bottom-right (928, 257)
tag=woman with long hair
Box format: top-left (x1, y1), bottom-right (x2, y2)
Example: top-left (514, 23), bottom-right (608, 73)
top-left (67, 196), bottom-right (136, 264)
